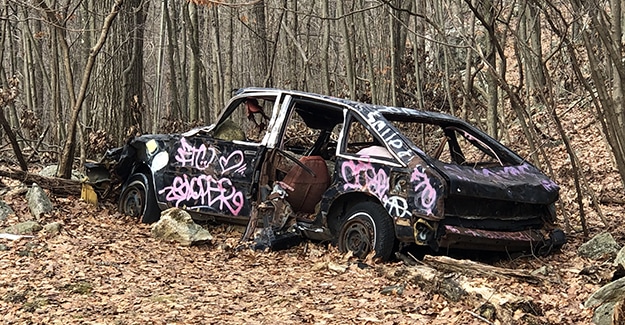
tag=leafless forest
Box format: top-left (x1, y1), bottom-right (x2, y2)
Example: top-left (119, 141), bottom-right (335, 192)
top-left (0, 1), bottom-right (624, 237)
top-left (0, 2), bottom-right (615, 169)
top-left (2, 1), bottom-right (625, 323)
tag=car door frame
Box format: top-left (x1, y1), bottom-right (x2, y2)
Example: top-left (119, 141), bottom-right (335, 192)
top-left (155, 91), bottom-right (289, 222)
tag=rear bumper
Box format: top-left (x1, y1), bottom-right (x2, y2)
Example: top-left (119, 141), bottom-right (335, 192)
top-left (439, 225), bottom-right (566, 253)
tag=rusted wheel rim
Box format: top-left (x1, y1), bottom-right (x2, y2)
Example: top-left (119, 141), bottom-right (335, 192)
top-left (121, 183), bottom-right (145, 218)
top-left (339, 213), bottom-right (376, 258)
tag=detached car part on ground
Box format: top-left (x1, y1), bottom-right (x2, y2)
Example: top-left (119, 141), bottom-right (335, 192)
top-left (87, 88), bottom-right (566, 260)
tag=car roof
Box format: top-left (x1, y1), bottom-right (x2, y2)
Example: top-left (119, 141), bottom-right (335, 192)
top-left (235, 87), bottom-right (464, 124)
top-left (234, 87), bottom-right (523, 166)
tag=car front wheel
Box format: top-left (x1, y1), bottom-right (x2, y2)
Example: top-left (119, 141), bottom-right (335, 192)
top-left (119, 173), bottom-right (160, 223)
top-left (337, 202), bottom-right (395, 261)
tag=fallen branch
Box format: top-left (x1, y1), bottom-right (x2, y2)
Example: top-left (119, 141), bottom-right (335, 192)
top-left (381, 263), bottom-right (521, 323)
top-left (465, 310), bottom-right (495, 325)
top-left (0, 168), bottom-right (81, 196)
top-left (0, 233), bottom-right (34, 240)
top-left (423, 255), bottom-right (545, 284)
top-left (600, 197), bottom-right (625, 205)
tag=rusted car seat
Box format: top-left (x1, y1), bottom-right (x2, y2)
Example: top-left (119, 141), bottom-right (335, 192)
top-left (281, 156), bottom-right (330, 213)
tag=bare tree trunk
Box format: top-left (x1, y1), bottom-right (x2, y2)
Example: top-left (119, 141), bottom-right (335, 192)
top-left (337, 1), bottom-right (355, 98)
top-left (434, 0), bottom-right (455, 115)
top-left (35, 0), bottom-right (77, 156)
top-left (185, 2), bottom-right (200, 121)
top-left (526, 2), bottom-right (546, 99)
top-left (567, 0), bottom-right (625, 189)
top-left (611, 0), bottom-right (625, 134)
top-left (122, 0), bottom-right (147, 134)
top-left (224, 6), bottom-right (233, 103)
top-left (483, 0), bottom-right (499, 138)
top-left (32, 19), bottom-right (44, 112)
top-left (56, 0), bottom-right (123, 179)
top-left (247, 0), bottom-right (268, 87)
top-left (0, 78), bottom-right (27, 171)
top-left (163, 0), bottom-right (182, 120)
top-left (413, 0), bottom-right (426, 110)
top-left (153, 0), bottom-right (166, 132)
top-left (388, 0), bottom-right (412, 106)
top-left (50, 26), bottom-right (63, 145)
top-left (0, 5), bottom-right (7, 144)
top-left (321, 0), bottom-right (331, 95)
top-left (20, 8), bottom-right (34, 114)
top-left (462, 3), bottom-right (476, 120)
top-left (285, 1), bottom-right (297, 89)
top-left (389, 8), bottom-right (398, 106)
top-left (357, 0), bottom-right (377, 104)
top-left (179, 1), bottom-right (189, 118)
top-left (209, 5), bottom-right (224, 118)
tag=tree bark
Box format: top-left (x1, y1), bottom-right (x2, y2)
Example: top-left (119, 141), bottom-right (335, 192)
top-left (163, 0), bottom-right (182, 121)
top-left (209, 5), bottom-right (224, 118)
top-left (358, 0), bottom-right (377, 104)
top-left (121, 0), bottom-right (148, 134)
top-left (0, 79), bottom-right (27, 171)
top-left (250, 1), bottom-right (269, 87)
top-left (56, 0), bottom-right (123, 179)
top-left (338, 1), bottom-right (356, 98)
top-left (526, 2), bottom-right (546, 99)
top-left (413, 0), bottom-right (426, 110)
top-left (321, 0), bottom-right (331, 95)
top-left (153, 0), bottom-right (166, 132)
top-left (20, 8), bottom-right (34, 114)
top-left (484, 0), bottom-right (499, 138)
top-left (184, 2), bottom-right (200, 121)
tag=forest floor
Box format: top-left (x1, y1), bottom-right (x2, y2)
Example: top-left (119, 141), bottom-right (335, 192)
top-left (1, 103), bottom-right (624, 324)
top-left (1, 198), bottom-right (618, 325)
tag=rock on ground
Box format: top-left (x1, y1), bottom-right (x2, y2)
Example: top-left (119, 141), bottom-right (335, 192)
top-left (615, 247), bottom-right (625, 269)
top-left (42, 222), bottom-right (62, 236)
top-left (0, 201), bottom-right (14, 221)
top-left (2, 220), bottom-right (42, 235)
top-left (578, 232), bottom-right (621, 260)
top-left (151, 208), bottom-right (212, 246)
top-left (585, 277), bottom-right (625, 325)
top-left (38, 165), bottom-right (84, 180)
top-left (592, 301), bottom-right (617, 325)
top-left (25, 183), bottom-right (53, 220)
top-left (585, 277), bottom-right (625, 309)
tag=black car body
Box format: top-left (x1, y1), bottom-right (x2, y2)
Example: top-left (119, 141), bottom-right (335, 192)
top-left (89, 88), bottom-right (565, 260)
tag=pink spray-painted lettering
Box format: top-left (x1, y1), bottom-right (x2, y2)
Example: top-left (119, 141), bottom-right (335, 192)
top-left (160, 138), bottom-right (248, 215)
top-left (411, 166), bottom-right (437, 215)
top-left (159, 174), bottom-right (244, 215)
top-left (443, 163), bottom-right (534, 182)
top-left (340, 160), bottom-right (389, 199)
top-left (175, 137), bottom-right (218, 170)
top-left (540, 179), bottom-right (559, 192)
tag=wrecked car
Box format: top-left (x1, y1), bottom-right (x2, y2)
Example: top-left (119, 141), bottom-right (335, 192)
top-left (88, 88), bottom-right (565, 260)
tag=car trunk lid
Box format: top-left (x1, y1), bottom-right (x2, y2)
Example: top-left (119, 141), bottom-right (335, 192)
top-left (433, 161), bottom-right (559, 205)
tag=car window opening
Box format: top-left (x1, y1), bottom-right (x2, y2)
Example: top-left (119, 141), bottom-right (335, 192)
top-left (273, 102), bottom-right (342, 215)
top-left (342, 117), bottom-right (396, 162)
top-left (388, 117), bottom-right (513, 168)
top-left (214, 96), bottom-right (276, 143)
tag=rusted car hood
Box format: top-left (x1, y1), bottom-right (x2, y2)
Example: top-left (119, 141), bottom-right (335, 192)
top-left (433, 161), bottom-right (559, 204)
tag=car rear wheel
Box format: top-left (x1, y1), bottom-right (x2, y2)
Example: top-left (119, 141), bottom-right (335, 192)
top-left (119, 173), bottom-right (160, 223)
top-left (338, 202), bottom-right (395, 261)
